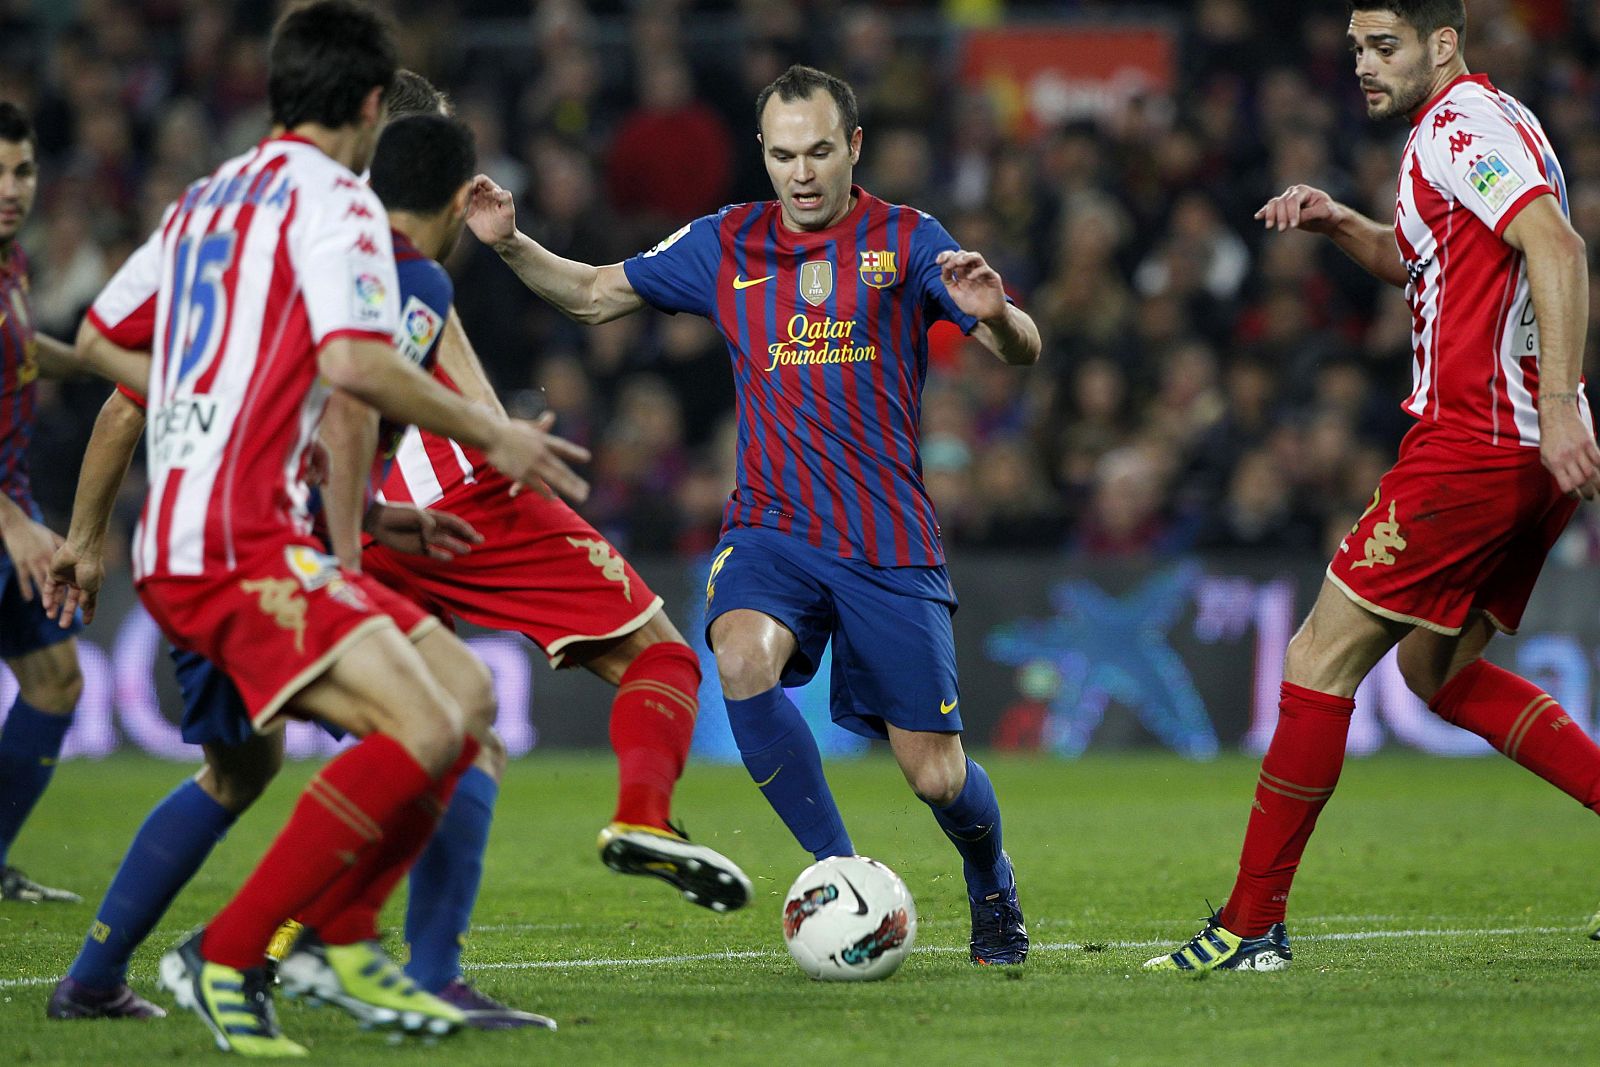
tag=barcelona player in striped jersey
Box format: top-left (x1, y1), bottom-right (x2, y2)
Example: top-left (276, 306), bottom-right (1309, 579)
top-left (466, 65), bottom-right (1041, 963)
top-left (0, 102), bottom-right (108, 905)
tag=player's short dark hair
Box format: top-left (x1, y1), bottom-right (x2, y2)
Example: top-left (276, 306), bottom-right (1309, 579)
top-left (1349, 0), bottom-right (1466, 38)
top-left (0, 101), bottom-right (35, 150)
top-left (269, 0), bottom-right (397, 131)
top-left (755, 64), bottom-right (860, 139)
top-left (388, 69), bottom-right (452, 120)
top-left (368, 114), bottom-right (476, 215)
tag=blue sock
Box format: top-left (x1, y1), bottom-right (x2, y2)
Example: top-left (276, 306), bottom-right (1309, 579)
top-left (0, 697), bottom-right (74, 867)
top-left (68, 780), bottom-right (234, 988)
top-left (929, 758), bottom-right (1013, 897)
top-left (725, 685), bottom-right (852, 860)
top-left (405, 765), bottom-right (496, 993)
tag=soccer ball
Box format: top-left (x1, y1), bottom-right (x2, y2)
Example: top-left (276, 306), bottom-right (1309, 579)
top-left (781, 855), bottom-right (917, 981)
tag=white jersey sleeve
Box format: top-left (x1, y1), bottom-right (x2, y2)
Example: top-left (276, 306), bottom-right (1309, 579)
top-left (294, 174), bottom-right (399, 346)
top-left (1417, 98), bottom-right (1555, 237)
top-left (87, 205), bottom-right (172, 349)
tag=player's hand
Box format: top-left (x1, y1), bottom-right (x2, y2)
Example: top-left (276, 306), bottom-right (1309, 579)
top-left (1539, 405), bottom-right (1600, 499)
top-left (0, 513), bottom-right (63, 603)
top-left (485, 411), bottom-right (592, 505)
top-left (936, 250), bottom-right (1009, 323)
top-left (42, 540), bottom-right (103, 626)
top-left (466, 175), bottom-right (518, 247)
top-left (1254, 185), bottom-right (1348, 234)
top-left (365, 503), bottom-right (484, 562)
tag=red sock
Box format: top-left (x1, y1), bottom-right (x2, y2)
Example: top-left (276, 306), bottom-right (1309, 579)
top-left (202, 733), bottom-right (432, 969)
top-left (309, 736), bottom-right (481, 946)
top-left (609, 642), bottom-right (700, 829)
top-left (1431, 659), bottom-right (1600, 810)
top-left (1219, 682), bottom-right (1354, 937)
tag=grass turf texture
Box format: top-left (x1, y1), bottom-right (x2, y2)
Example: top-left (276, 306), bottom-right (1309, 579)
top-left (1, 751), bottom-right (1596, 1065)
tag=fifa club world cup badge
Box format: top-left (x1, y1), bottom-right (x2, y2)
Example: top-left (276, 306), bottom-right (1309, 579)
top-left (859, 249), bottom-right (897, 289)
top-left (800, 260), bottom-right (833, 306)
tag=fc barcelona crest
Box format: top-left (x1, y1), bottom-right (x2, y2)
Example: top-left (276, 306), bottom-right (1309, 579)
top-left (859, 250), bottom-right (898, 288)
top-left (800, 260), bottom-right (833, 306)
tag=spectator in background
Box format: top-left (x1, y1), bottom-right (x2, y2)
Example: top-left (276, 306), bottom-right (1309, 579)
top-left (604, 54), bottom-right (732, 232)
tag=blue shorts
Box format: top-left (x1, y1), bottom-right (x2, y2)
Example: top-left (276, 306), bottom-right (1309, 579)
top-left (0, 509), bottom-right (82, 661)
top-left (172, 646), bottom-right (253, 747)
top-left (172, 647), bottom-right (348, 747)
top-left (704, 525), bottom-right (961, 739)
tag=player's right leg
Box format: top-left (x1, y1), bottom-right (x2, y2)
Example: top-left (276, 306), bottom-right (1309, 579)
top-left (1145, 578), bottom-right (1404, 973)
top-left (573, 613), bottom-right (751, 914)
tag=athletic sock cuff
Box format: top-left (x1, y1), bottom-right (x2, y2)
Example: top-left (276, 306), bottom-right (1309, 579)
top-left (1280, 681), bottom-right (1356, 716)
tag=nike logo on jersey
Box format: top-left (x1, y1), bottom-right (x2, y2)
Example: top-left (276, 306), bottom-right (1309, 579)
top-left (940, 698), bottom-right (958, 715)
top-left (732, 274), bottom-right (774, 290)
top-left (839, 874), bottom-right (870, 915)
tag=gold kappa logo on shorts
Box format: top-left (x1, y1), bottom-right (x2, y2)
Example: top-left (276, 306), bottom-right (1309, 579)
top-left (705, 545), bottom-right (734, 610)
top-left (1350, 500), bottom-right (1407, 570)
top-left (241, 577), bottom-right (308, 653)
top-left (567, 537), bottom-right (632, 602)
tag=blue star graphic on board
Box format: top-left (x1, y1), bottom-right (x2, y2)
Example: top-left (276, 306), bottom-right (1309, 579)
top-left (986, 563), bottom-right (1218, 759)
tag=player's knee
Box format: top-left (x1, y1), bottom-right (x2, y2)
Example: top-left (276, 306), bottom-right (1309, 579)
top-left (452, 654), bottom-right (498, 741)
top-left (906, 762), bottom-right (963, 807)
top-left (1396, 644), bottom-right (1449, 704)
top-left (19, 658), bottom-right (83, 714)
top-left (380, 693), bottom-right (466, 776)
top-left (715, 643), bottom-right (781, 701)
top-left (206, 753), bottom-right (283, 812)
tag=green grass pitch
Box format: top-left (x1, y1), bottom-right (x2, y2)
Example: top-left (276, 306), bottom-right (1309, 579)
top-left (1, 750), bottom-right (1597, 1065)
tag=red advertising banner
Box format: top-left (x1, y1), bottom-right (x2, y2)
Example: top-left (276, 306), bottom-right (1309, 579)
top-left (960, 23), bottom-right (1177, 136)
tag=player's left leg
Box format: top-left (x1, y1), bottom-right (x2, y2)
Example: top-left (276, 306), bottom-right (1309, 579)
top-left (0, 637), bottom-right (84, 902)
top-left (886, 726), bottom-right (1027, 964)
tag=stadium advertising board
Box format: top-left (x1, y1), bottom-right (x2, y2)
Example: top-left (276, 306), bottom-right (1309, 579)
top-left (10, 553), bottom-right (1597, 762)
top-left (958, 23), bottom-right (1176, 135)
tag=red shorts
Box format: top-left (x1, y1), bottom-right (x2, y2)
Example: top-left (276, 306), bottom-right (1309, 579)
top-left (363, 481), bottom-right (663, 667)
top-left (138, 540), bottom-right (437, 729)
top-left (1327, 421), bottom-right (1577, 635)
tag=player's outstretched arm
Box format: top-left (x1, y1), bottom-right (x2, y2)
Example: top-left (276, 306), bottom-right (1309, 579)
top-left (42, 389), bottom-right (145, 625)
top-left (72, 318), bottom-right (155, 394)
top-left (1506, 195), bottom-right (1600, 499)
top-left (318, 336), bottom-right (592, 503)
top-left (937, 250), bottom-right (1041, 366)
top-left (466, 174), bottom-right (645, 325)
top-left (1256, 185), bottom-right (1407, 289)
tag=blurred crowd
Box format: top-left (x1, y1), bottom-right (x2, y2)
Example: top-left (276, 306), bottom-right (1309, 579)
top-left (5, 0), bottom-right (1599, 565)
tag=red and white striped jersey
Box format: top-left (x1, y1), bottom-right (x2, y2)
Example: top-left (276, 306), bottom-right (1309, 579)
top-left (377, 364), bottom-right (486, 508)
top-left (87, 133), bottom-right (400, 579)
top-left (1395, 73), bottom-right (1586, 449)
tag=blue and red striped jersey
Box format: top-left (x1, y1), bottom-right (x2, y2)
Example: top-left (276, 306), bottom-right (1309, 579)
top-left (0, 247), bottom-right (38, 512)
top-left (623, 186), bottom-right (975, 568)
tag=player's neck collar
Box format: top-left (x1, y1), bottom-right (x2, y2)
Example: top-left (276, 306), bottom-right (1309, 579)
top-left (1410, 71), bottom-right (1488, 126)
top-left (772, 185), bottom-right (870, 248)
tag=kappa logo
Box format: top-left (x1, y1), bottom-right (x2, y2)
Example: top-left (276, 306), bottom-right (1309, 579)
top-left (568, 537), bottom-right (632, 601)
top-left (1448, 131), bottom-right (1476, 162)
top-left (240, 577), bottom-right (308, 653)
top-left (1431, 107), bottom-right (1462, 132)
top-left (344, 201), bottom-right (375, 220)
top-left (1350, 500), bottom-right (1407, 570)
top-left (350, 233), bottom-right (379, 256)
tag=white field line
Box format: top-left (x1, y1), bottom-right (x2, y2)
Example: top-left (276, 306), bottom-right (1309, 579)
top-left (0, 924), bottom-right (1579, 989)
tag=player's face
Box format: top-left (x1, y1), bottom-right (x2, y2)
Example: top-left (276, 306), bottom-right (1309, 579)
top-left (759, 92), bottom-right (862, 232)
top-left (0, 138), bottom-right (37, 247)
top-left (1348, 11), bottom-right (1437, 121)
